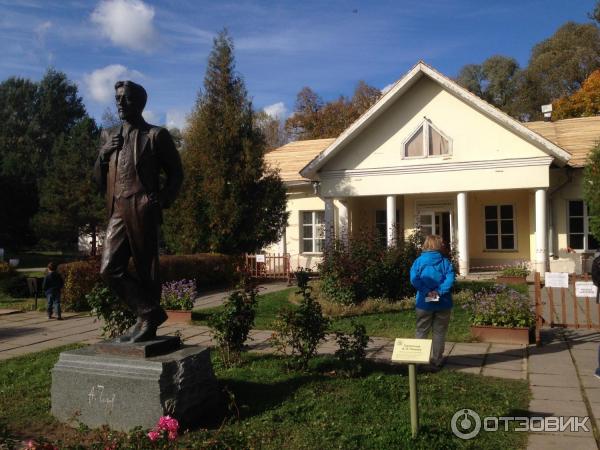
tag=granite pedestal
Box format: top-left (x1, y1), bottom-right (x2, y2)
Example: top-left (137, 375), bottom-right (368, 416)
top-left (51, 342), bottom-right (221, 432)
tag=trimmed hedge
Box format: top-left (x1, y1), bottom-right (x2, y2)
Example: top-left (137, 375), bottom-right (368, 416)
top-left (59, 253), bottom-right (238, 312)
top-left (160, 254), bottom-right (238, 289)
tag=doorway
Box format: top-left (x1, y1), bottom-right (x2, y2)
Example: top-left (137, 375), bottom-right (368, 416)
top-left (418, 210), bottom-right (452, 246)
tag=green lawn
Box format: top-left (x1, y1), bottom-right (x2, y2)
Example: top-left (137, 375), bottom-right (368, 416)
top-left (0, 347), bottom-right (530, 449)
top-left (0, 293), bottom-right (44, 312)
top-left (3, 251), bottom-right (80, 269)
top-left (193, 288), bottom-right (474, 342)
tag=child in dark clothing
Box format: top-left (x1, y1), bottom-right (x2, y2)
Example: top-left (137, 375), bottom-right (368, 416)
top-left (43, 262), bottom-right (63, 320)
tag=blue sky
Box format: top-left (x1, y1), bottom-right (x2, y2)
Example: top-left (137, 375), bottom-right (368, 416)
top-left (0, 0), bottom-right (596, 129)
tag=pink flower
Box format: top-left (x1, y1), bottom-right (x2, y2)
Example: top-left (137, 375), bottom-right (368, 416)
top-left (147, 431), bottom-right (160, 442)
top-left (158, 415), bottom-right (179, 433)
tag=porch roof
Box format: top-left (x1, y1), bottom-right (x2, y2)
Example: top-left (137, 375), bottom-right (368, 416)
top-left (523, 116), bottom-right (600, 167)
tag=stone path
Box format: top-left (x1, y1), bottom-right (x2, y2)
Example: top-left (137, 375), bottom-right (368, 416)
top-left (5, 309), bottom-right (600, 448)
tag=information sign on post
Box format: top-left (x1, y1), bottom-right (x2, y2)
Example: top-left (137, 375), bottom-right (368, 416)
top-left (391, 338), bottom-right (432, 438)
top-left (391, 338), bottom-right (432, 364)
top-left (255, 254), bottom-right (265, 263)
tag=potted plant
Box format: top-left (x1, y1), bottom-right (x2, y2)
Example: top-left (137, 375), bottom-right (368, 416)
top-left (462, 285), bottom-right (535, 344)
top-left (160, 279), bottom-right (197, 323)
top-left (496, 263), bottom-right (530, 285)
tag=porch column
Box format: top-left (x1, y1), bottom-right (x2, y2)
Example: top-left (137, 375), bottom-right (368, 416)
top-left (386, 195), bottom-right (397, 247)
top-left (338, 200), bottom-right (349, 245)
top-left (457, 192), bottom-right (469, 276)
top-left (324, 197), bottom-right (334, 249)
top-left (535, 188), bottom-right (548, 274)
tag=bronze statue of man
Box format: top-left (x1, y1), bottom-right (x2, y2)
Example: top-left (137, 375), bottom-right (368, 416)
top-left (94, 80), bottom-right (183, 343)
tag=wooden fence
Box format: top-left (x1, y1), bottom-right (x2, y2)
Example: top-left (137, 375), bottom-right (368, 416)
top-left (243, 253), bottom-right (292, 283)
top-left (534, 271), bottom-right (599, 345)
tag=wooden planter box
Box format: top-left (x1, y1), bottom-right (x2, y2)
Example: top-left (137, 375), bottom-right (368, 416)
top-left (470, 325), bottom-right (532, 345)
top-left (165, 310), bottom-right (192, 324)
top-left (495, 276), bottom-right (527, 285)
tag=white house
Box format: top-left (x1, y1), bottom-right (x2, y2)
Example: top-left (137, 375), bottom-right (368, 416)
top-left (265, 62), bottom-right (600, 276)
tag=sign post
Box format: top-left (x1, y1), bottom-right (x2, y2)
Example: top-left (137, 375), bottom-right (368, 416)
top-left (391, 338), bottom-right (432, 438)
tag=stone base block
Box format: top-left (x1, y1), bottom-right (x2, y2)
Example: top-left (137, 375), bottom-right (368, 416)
top-left (51, 345), bottom-right (221, 432)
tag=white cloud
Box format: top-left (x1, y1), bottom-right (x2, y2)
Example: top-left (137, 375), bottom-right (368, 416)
top-left (142, 110), bottom-right (158, 123)
top-left (166, 109), bottom-right (187, 130)
top-left (83, 64), bottom-right (143, 103)
top-left (381, 82), bottom-right (395, 95)
top-left (263, 102), bottom-right (287, 119)
top-left (35, 20), bottom-right (52, 40)
top-left (91, 0), bottom-right (157, 52)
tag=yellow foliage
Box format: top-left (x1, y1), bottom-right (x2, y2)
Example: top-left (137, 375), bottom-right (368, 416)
top-left (553, 70), bottom-right (600, 120)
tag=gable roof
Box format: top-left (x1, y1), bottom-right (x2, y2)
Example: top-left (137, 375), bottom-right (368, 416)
top-left (300, 61), bottom-right (572, 179)
top-left (523, 116), bottom-right (600, 167)
top-left (265, 138), bottom-right (335, 183)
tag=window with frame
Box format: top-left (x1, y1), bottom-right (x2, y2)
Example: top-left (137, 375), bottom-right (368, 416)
top-left (301, 211), bottom-right (325, 253)
top-left (484, 205), bottom-right (516, 250)
top-left (568, 200), bottom-right (599, 251)
top-left (404, 121), bottom-right (450, 158)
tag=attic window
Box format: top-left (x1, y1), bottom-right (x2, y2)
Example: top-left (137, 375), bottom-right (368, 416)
top-left (403, 121), bottom-right (451, 158)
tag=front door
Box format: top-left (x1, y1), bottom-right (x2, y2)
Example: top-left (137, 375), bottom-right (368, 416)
top-left (418, 210), bottom-right (452, 246)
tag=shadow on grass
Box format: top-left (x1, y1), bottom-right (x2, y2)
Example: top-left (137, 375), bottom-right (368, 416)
top-left (215, 355), bottom-right (409, 424)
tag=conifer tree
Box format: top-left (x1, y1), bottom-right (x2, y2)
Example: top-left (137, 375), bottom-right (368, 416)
top-left (163, 30), bottom-right (287, 254)
top-left (33, 117), bottom-right (105, 253)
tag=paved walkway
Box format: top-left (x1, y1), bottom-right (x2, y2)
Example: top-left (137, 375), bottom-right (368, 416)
top-left (3, 308), bottom-right (600, 448)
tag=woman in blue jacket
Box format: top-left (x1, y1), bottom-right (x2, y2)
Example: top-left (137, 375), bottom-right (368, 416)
top-left (410, 234), bottom-right (455, 369)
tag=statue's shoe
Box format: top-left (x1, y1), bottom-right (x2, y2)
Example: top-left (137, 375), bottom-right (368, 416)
top-left (115, 317), bottom-right (143, 343)
top-left (130, 308), bottom-right (168, 343)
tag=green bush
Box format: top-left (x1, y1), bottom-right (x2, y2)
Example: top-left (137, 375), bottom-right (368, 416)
top-left (209, 276), bottom-right (258, 367)
top-left (59, 258), bottom-right (101, 311)
top-left (500, 263), bottom-right (530, 278)
top-left (86, 284), bottom-right (136, 338)
top-left (58, 254), bottom-right (238, 312)
top-left (0, 261), bottom-right (29, 298)
top-left (271, 269), bottom-right (330, 370)
top-left (334, 321), bottom-right (370, 377)
top-left (319, 229), bottom-right (424, 305)
top-left (0, 261), bottom-right (16, 280)
top-left (0, 274), bottom-right (29, 298)
top-left (160, 254), bottom-right (238, 291)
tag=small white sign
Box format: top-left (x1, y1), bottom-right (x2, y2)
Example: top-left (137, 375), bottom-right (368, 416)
top-left (575, 281), bottom-right (598, 298)
top-left (545, 272), bottom-right (569, 289)
top-left (255, 254), bottom-right (265, 263)
top-left (391, 338), bottom-right (432, 364)
top-left (8, 258), bottom-right (19, 267)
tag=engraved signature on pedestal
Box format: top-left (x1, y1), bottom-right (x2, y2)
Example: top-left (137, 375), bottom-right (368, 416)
top-left (88, 384), bottom-right (116, 411)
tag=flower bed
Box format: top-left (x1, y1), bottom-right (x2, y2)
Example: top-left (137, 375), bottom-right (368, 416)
top-left (461, 285), bottom-right (535, 344)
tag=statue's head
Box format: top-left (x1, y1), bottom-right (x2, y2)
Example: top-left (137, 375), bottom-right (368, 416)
top-left (114, 80), bottom-right (147, 122)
